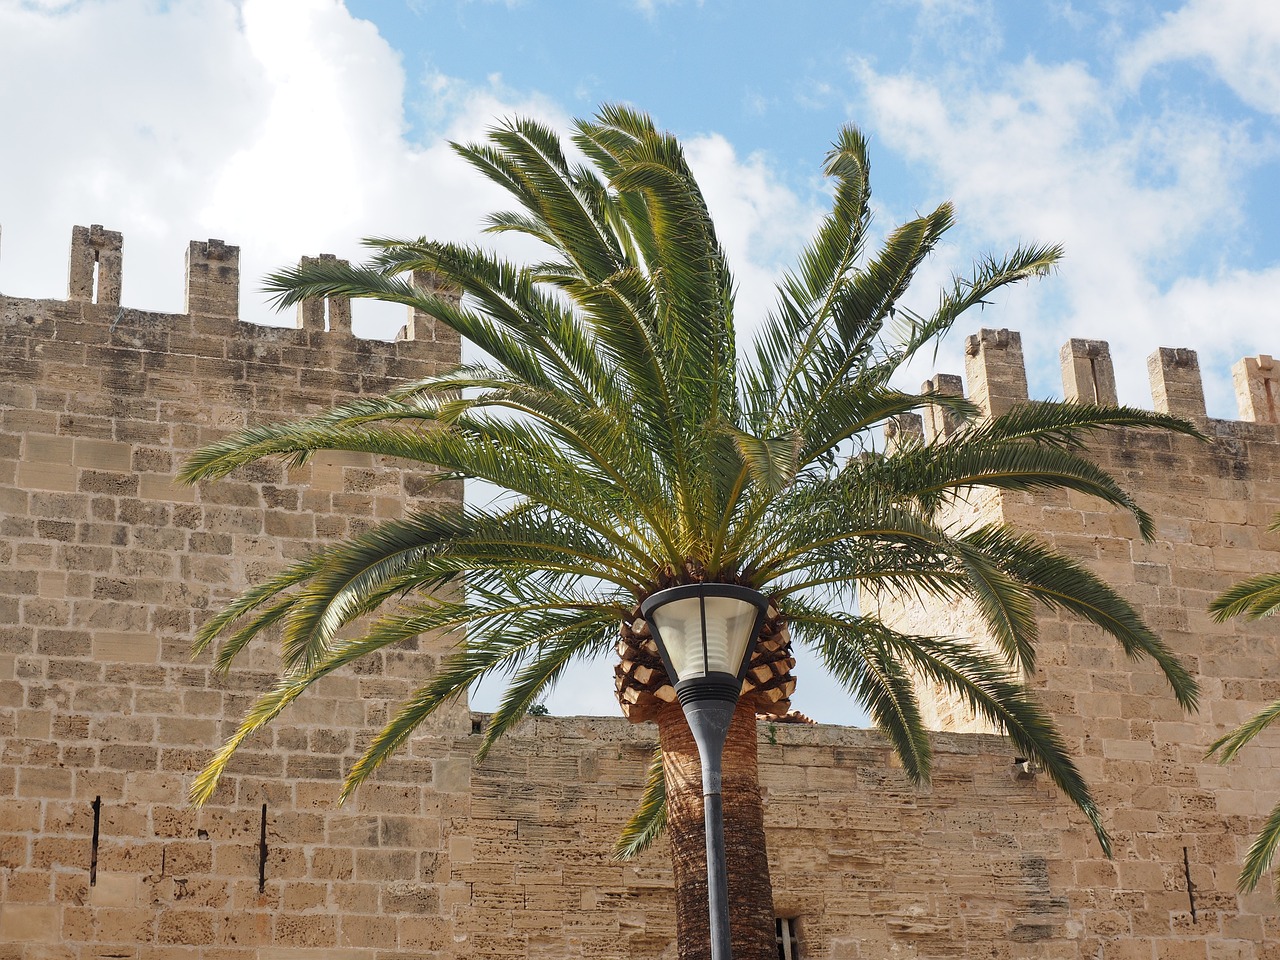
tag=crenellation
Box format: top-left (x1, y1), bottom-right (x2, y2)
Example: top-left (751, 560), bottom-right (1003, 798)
top-left (297, 253), bottom-right (352, 336)
top-left (68, 224), bottom-right (123, 307)
top-left (1060, 337), bottom-right (1118, 406)
top-left (1233, 355), bottom-right (1279, 425)
top-left (964, 327), bottom-right (1029, 417)
top-left (1148, 346), bottom-right (1207, 418)
top-left (398, 268), bottom-right (462, 344)
top-left (6, 250), bottom-right (1280, 960)
top-left (4, 228), bottom-right (456, 367)
top-left (921, 372), bottom-right (965, 442)
top-left (185, 238), bottom-right (241, 320)
top-left (883, 412), bottom-right (923, 454)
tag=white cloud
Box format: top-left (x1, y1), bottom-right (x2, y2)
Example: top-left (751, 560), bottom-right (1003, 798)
top-left (898, 0), bottom-right (1003, 63)
top-left (0, 0), bottom-right (817, 337)
top-left (1123, 0), bottom-right (1280, 116)
top-left (631, 0), bottom-right (685, 16)
top-left (853, 54), bottom-right (1275, 417)
top-left (1, 0), bottom-right (264, 308)
top-left (0, 0), bottom-right (560, 332)
top-left (1146, 264), bottom-right (1280, 417)
top-left (201, 1), bottom-right (410, 248)
top-left (0, 0), bottom-right (829, 718)
top-left (685, 133), bottom-right (822, 337)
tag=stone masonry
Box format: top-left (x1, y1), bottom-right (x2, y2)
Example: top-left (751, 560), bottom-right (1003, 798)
top-left (1, 226), bottom-right (1279, 960)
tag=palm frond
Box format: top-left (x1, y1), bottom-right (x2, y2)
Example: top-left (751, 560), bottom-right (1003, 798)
top-left (1240, 800), bottom-right (1280, 893)
top-left (897, 243), bottom-right (1061, 360)
top-left (613, 747), bottom-right (668, 860)
top-left (1208, 699), bottom-right (1280, 764)
top-left (747, 126), bottom-right (873, 424)
top-left (973, 401), bottom-right (1205, 449)
top-left (188, 107), bottom-right (1197, 885)
top-left (866, 435), bottom-right (1161, 539)
top-left (1210, 572), bottom-right (1280, 622)
top-left (886, 629), bottom-right (1111, 855)
top-left (949, 533), bottom-right (1039, 673)
top-left (478, 612), bottom-right (616, 758)
top-left (786, 602), bottom-right (1111, 854)
top-left (789, 608), bottom-right (931, 783)
top-left (190, 554), bottom-right (325, 660)
top-left (965, 525), bottom-right (1198, 710)
top-left (341, 604), bottom-right (619, 797)
top-left (190, 626), bottom-right (415, 804)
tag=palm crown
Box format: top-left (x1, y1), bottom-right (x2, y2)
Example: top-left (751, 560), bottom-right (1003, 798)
top-left (183, 105), bottom-right (1198, 857)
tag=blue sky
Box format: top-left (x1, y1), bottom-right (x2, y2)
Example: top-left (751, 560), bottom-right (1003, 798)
top-left (2, 0), bottom-right (1278, 722)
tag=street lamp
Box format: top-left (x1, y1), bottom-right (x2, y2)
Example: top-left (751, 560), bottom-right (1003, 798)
top-left (641, 582), bottom-right (770, 960)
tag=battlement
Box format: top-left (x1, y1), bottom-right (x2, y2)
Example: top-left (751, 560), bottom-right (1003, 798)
top-left (925, 327), bottom-right (1279, 441)
top-left (0, 224), bottom-right (462, 362)
top-left (3, 229), bottom-right (1280, 958)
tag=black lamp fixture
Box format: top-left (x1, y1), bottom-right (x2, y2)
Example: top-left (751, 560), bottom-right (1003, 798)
top-left (641, 582), bottom-right (770, 960)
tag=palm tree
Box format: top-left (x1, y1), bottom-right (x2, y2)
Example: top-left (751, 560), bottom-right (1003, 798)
top-left (183, 105), bottom-right (1199, 960)
top-left (1208, 512), bottom-right (1280, 896)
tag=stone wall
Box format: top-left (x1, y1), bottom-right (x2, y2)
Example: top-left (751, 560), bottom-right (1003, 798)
top-left (953, 330), bottom-right (1280, 960)
top-left (1, 226), bottom-right (1279, 960)
top-left (0, 225), bottom-right (481, 956)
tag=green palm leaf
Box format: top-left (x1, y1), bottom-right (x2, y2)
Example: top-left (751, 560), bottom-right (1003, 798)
top-left (614, 747), bottom-right (668, 861)
top-left (1240, 801), bottom-right (1280, 894)
top-left (1210, 572), bottom-right (1280, 622)
top-left (1209, 699), bottom-right (1280, 764)
top-left (185, 106), bottom-right (1199, 871)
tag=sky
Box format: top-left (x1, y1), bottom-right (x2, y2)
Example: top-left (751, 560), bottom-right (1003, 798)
top-left (1, 0), bottom-right (1277, 723)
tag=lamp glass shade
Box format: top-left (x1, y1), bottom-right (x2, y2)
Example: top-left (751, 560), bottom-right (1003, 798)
top-left (648, 593), bottom-right (762, 681)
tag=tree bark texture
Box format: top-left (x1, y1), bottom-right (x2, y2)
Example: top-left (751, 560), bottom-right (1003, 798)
top-left (659, 698), bottom-right (776, 960)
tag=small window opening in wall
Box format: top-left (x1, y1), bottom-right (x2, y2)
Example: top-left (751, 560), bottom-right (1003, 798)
top-left (776, 917), bottom-right (800, 960)
top-left (89, 796), bottom-right (101, 886)
top-left (258, 803), bottom-right (268, 893)
top-left (91, 256), bottom-right (101, 305)
top-left (1183, 846), bottom-right (1197, 923)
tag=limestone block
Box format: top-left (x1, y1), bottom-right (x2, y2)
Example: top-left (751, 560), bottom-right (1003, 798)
top-left (1061, 338), bottom-right (1118, 405)
top-left (68, 224), bottom-right (123, 307)
top-left (139, 472), bottom-right (198, 503)
top-left (0, 903), bottom-right (59, 942)
top-left (88, 871), bottom-right (139, 908)
top-left (92, 631), bottom-right (160, 663)
top-left (921, 372), bottom-right (965, 442)
top-left (17, 767), bottom-right (73, 798)
top-left (1148, 346), bottom-right (1207, 417)
top-left (432, 757), bottom-right (472, 794)
top-left (1233, 354), bottom-right (1279, 424)
top-left (17, 459), bottom-right (78, 492)
top-left (23, 433), bottom-right (74, 463)
top-left (965, 327), bottom-right (1029, 417)
top-left (185, 238), bottom-right (241, 320)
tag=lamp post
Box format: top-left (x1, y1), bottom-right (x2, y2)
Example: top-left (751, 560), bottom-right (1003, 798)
top-left (641, 583), bottom-right (770, 960)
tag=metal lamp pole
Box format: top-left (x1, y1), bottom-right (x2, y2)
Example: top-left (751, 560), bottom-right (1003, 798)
top-left (641, 583), bottom-right (769, 960)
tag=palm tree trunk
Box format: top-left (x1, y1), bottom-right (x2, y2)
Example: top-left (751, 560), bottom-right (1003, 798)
top-left (658, 699), bottom-right (776, 960)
